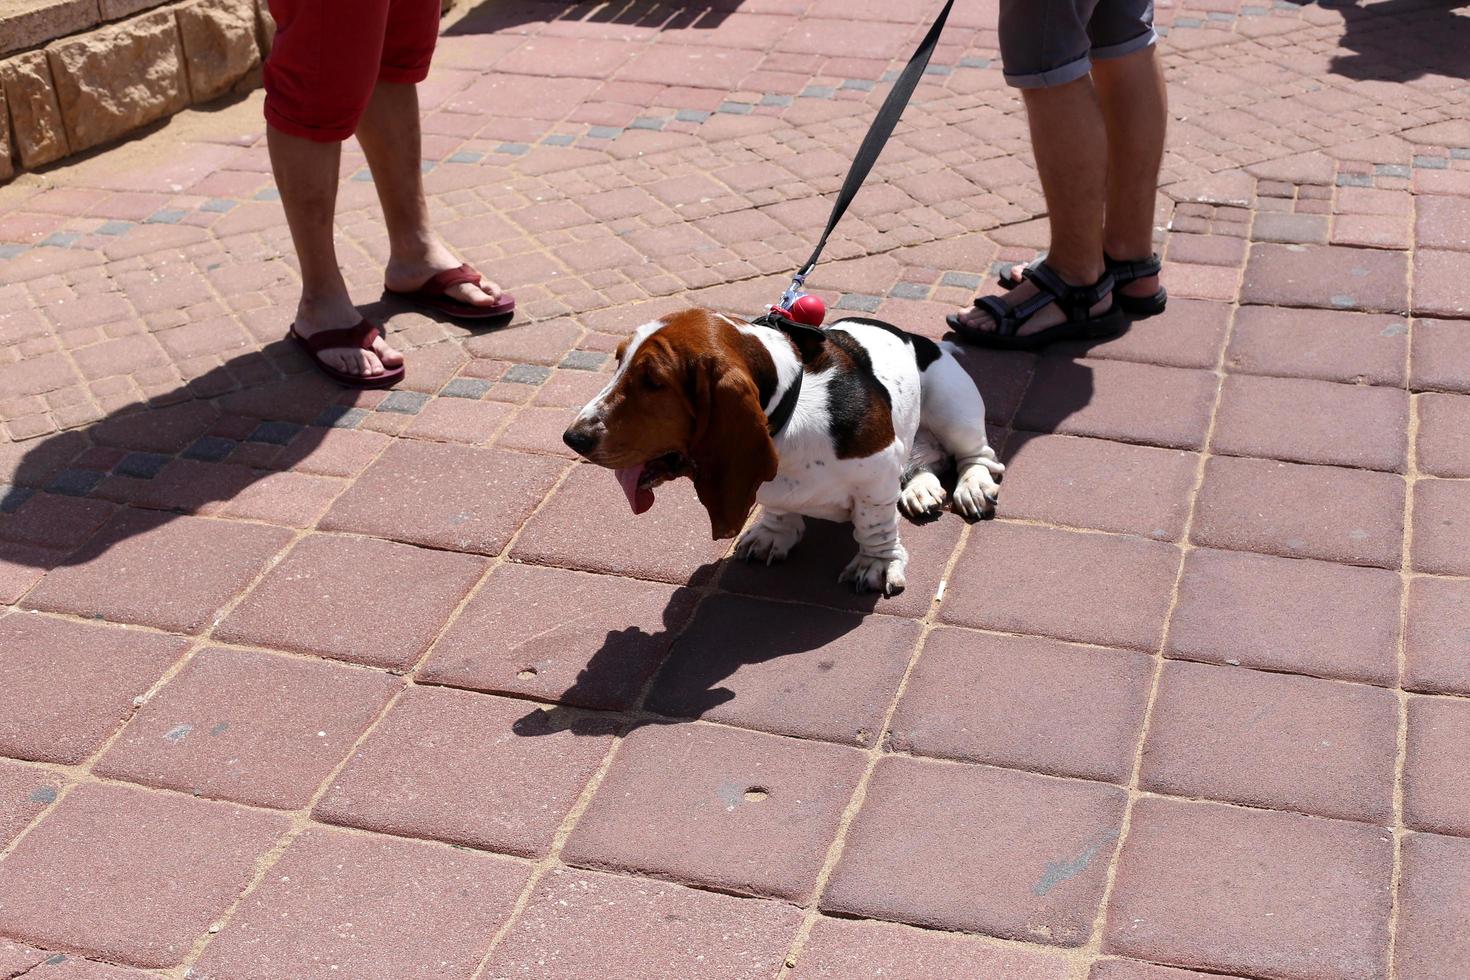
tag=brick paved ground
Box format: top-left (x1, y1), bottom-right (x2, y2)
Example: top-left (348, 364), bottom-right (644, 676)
top-left (0, 0), bottom-right (1467, 977)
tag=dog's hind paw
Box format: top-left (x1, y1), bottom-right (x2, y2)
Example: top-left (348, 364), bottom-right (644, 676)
top-left (952, 464), bottom-right (1001, 521)
top-left (899, 470), bottom-right (947, 520)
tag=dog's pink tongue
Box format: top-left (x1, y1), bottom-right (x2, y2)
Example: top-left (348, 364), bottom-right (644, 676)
top-left (615, 464), bottom-right (655, 515)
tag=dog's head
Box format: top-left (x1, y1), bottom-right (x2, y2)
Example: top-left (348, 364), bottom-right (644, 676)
top-left (563, 309), bottom-right (779, 540)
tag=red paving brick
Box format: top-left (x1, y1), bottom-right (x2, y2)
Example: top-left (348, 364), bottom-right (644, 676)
top-left (1014, 358), bottom-right (1217, 451)
top-left (91, 399), bottom-right (218, 453)
top-left (192, 827), bottom-right (528, 980)
top-left (942, 522), bottom-right (1181, 652)
top-left (564, 723), bottom-right (865, 901)
top-left (215, 533), bottom-right (487, 669)
top-left (645, 593), bottom-right (919, 746)
top-left (1000, 434), bottom-right (1199, 540)
top-left (1192, 456), bottom-right (1405, 568)
top-left (1412, 318), bottom-right (1470, 394)
top-left (493, 403), bottom-right (580, 458)
top-left (1403, 695), bottom-right (1470, 839)
top-left (792, 917), bottom-right (1072, 979)
top-left (484, 868), bottom-right (803, 980)
top-left (1416, 392), bottom-right (1470, 478)
top-left (0, 757), bottom-right (62, 847)
top-left (315, 686), bottom-right (614, 857)
top-left (1240, 242), bottom-right (1408, 313)
top-left (421, 563), bottom-right (696, 710)
top-left (1167, 547), bottom-right (1402, 685)
top-left (276, 426), bottom-right (391, 477)
top-left (1396, 832), bottom-right (1470, 980)
top-left (1141, 662), bottom-right (1398, 824)
top-left (94, 646), bottom-right (397, 809)
top-left (0, 492), bottom-right (115, 551)
top-left (1405, 576), bottom-right (1470, 696)
top-left (824, 756), bottom-right (1126, 946)
top-left (1104, 798), bottom-right (1392, 980)
top-left (403, 395), bottom-right (515, 444)
top-left (1415, 248), bottom-right (1470, 317)
top-left (23, 511), bottom-right (294, 633)
top-left (1211, 374), bottom-right (1408, 472)
top-left (1412, 478), bottom-right (1470, 576)
top-left (1414, 195), bottom-right (1470, 252)
top-left (0, 782), bottom-right (288, 968)
top-left (0, 613), bottom-right (190, 763)
top-left (321, 441), bottom-right (565, 555)
top-left (889, 628), bottom-right (1151, 783)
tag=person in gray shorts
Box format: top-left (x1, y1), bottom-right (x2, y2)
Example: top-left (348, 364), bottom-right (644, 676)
top-left (947, 0), bottom-right (1169, 349)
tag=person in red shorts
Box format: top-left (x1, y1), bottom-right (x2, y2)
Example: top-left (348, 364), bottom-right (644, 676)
top-left (264, 0), bottom-right (513, 388)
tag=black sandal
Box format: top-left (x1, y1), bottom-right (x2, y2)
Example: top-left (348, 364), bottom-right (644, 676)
top-left (997, 251), bottom-right (1168, 319)
top-left (946, 261), bottom-right (1126, 350)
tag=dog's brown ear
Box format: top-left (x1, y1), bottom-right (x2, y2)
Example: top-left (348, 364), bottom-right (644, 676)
top-left (688, 358), bottom-right (778, 540)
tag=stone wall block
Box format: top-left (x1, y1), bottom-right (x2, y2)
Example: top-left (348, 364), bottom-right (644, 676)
top-left (0, 51), bottom-right (70, 167)
top-left (0, 0), bottom-right (101, 59)
top-left (255, 0), bottom-right (275, 57)
top-left (99, 0), bottom-right (166, 18)
top-left (177, 0), bottom-right (260, 103)
top-left (47, 8), bottom-right (189, 152)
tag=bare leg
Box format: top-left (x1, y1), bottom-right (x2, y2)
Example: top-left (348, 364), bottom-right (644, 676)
top-left (354, 80), bottom-right (505, 307)
top-left (953, 75), bottom-right (1110, 336)
top-left (1093, 44), bottom-right (1168, 299)
top-left (267, 125), bottom-right (402, 377)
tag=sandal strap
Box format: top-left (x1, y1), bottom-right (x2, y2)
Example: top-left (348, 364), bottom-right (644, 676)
top-left (422, 264), bottom-right (483, 296)
top-left (1105, 252), bottom-right (1162, 284)
top-left (1023, 262), bottom-right (1116, 316)
top-left (973, 295), bottom-right (1021, 337)
top-left (295, 319), bottom-right (381, 354)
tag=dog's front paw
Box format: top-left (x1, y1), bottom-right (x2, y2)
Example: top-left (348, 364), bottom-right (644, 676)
top-left (952, 465), bottom-right (1001, 521)
top-left (839, 551), bottom-right (908, 596)
top-left (736, 520), bottom-right (802, 565)
top-left (899, 470), bottom-right (947, 521)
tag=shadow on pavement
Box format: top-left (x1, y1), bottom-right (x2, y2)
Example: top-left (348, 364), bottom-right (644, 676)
top-left (1288, 0), bottom-right (1470, 81)
top-left (0, 310), bottom-right (468, 574)
top-left (514, 573), bottom-right (876, 736)
top-left (446, 0), bottom-right (749, 36)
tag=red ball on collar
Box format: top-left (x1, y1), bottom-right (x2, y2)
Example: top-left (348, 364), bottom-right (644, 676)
top-left (786, 294), bottom-right (826, 327)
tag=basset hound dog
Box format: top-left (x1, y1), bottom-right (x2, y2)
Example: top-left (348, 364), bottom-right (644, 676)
top-left (562, 308), bottom-right (1004, 596)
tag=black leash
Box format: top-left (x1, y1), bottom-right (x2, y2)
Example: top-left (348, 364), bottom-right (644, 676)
top-left (775, 0), bottom-right (956, 312)
top-left (755, 0), bottom-right (955, 438)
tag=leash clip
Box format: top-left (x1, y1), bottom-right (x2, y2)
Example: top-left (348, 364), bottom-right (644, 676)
top-left (777, 273), bottom-right (808, 313)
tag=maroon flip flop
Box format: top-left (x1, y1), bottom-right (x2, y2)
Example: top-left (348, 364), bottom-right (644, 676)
top-left (387, 263), bottom-right (515, 320)
top-left (290, 319), bottom-right (405, 389)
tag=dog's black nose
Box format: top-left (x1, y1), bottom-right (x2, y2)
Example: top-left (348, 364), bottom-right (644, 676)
top-left (563, 423), bottom-right (598, 455)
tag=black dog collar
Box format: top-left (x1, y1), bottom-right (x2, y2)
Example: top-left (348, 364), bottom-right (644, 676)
top-left (751, 310), bottom-right (823, 438)
top-left (766, 369), bottom-right (802, 438)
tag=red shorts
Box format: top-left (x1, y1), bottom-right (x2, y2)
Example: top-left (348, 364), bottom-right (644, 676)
top-left (263, 0), bottom-right (440, 142)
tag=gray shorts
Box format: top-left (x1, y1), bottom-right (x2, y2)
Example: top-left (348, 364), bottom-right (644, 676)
top-left (998, 0), bottom-right (1157, 89)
